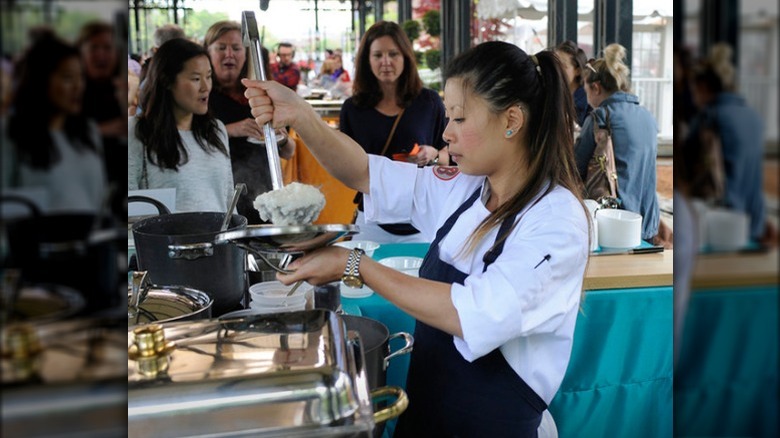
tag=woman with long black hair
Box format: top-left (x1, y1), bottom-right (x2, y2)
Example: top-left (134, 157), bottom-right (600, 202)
top-left (128, 38), bottom-right (233, 212)
top-left (2, 33), bottom-right (106, 213)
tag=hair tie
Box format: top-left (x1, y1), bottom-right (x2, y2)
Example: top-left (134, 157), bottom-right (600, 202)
top-left (530, 54), bottom-right (541, 76)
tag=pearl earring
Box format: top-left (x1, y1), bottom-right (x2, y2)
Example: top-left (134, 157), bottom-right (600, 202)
top-left (506, 129), bottom-right (513, 137)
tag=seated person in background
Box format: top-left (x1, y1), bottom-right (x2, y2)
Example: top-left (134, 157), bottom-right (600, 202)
top-left (2, 34), bottom-right (107, 213)
top-left (203, 20), bottom-right (295, 224)
top-left (574, 44), bottom-right (666, 246)
top-left (329, 53), bottom-right (351, 83)
top-left (128, 38), bottom-right (233, 213)
top-left (271, 42), bottom-right (301, 91)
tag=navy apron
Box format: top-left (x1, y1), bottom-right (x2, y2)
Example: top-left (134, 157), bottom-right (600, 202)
top-left (394, 187), bottom-right (547, 437)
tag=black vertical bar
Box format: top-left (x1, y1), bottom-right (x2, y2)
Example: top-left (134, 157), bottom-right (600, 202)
top-left (315, 0), bottom-right (319, 32)
top-left (700, 0), bottom-right (738, 64)
top-left (172, 0), bottom-right (179, 25)
top-left (134, 0), bottom-right (142, 56)
top-left (398, 0), bottom-right (411, 24)
top-left (358, 0), bottom-right (367, 38)
top-left (441, 0), bottom-right (454, 68)
top-left (455, 0), bottom-right (470, 53)
top-left (594, 0), bottom-right (632, 69)
top-left (673, 0), bottom-right (683, 47)
top-left (549, 0), bottom-right (579, 47)
top-left (374, 0), bottom-right (383, 22)
top-left (441, 0), bottom-right (470, 69)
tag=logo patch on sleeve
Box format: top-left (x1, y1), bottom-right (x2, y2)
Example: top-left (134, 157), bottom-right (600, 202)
top-left (433, 166), bottom-right (460, 181)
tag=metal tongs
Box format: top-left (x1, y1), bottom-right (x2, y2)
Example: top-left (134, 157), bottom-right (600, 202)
top-left (242, 10), bottom-right (284, 191)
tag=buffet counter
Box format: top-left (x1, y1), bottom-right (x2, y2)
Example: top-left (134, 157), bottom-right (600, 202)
top-left (675, 248), bottom-right (779, 437)
top-left (343, 243), bottom-right (673, 438)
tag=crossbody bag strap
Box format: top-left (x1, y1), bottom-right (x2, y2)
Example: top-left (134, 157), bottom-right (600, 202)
top-left (379, 108), bottom-right (405, 157)
top-left (604, 108), bottom-right (618, 198)
top-left (351, 108), bottom-right (407, 209)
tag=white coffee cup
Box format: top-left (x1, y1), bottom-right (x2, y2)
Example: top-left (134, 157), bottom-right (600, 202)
top-left (705, 208), bottom-right (749, 251)
top-left (596, 209), bottom-right (642, 249)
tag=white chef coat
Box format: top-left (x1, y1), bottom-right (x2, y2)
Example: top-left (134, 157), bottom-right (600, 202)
top-left (364, 155), bottom-right (589, 404)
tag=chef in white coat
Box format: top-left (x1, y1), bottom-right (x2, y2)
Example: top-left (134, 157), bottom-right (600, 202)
top-left (243, 40), bottom-right (590, 437)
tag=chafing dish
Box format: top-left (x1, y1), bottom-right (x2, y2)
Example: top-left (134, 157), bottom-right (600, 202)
top-left (128, 309), bottom-right (406, 437)
top-left (1, 317), bottom-right (127, 437)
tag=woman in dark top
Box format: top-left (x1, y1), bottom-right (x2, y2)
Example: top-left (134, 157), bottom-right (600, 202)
top-left (554, 40), bottom-right (592, 127)
top-left (340, 21), bottom-right (448, 243)
top-left (204, 20), bottom-right (294, 224)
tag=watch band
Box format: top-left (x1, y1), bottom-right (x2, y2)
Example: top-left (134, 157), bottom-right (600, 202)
top-left (342, 248), bottom-right (365, 286)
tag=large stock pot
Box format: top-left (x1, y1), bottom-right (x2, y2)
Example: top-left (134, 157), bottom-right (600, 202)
top-left (129, 196), bottom-right (247, 316)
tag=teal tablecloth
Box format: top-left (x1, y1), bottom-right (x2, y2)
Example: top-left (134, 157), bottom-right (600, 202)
top-left (674, 285), bottom-right (779, 437)
top-left (343, 243), bottom-right (673, 438)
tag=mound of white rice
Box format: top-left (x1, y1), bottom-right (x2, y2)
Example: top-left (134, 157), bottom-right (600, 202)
top-left (253, 182), bottom-right (326, 225)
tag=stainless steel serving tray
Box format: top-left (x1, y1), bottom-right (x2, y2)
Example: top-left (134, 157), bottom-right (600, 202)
top-left (128, 309), bottom-right (375, 438)
top-left (1, 317), bottom-right (128, 437)
top-left (214, 224), bottom-right (359, 255)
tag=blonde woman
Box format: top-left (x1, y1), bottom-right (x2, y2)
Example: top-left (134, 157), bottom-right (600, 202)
top-left (574, 43), bottom-right (665, 245)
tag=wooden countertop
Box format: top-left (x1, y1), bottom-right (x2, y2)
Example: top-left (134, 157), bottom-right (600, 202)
top-left (691, 248), bottom-right (779, 289)
top-left (584, 249), bottom-right (673, 290)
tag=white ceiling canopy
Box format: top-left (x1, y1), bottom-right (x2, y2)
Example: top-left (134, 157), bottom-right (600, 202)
top-left (476, 0), bottom-right (674, 21)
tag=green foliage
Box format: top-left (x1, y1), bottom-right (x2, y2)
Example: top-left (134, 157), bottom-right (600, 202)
top-left (422, 10), bottom-right (440, 38)
top-left (424, 49), bottom-right (441, 71)
top-left (182, 9), bottom-right (229, 45)
top-left (1, 7), bottom-right (105, 54)
top-left (414, 50), bottom-right (424, 66)
top-left (402, 20), bottom-right (420, 42)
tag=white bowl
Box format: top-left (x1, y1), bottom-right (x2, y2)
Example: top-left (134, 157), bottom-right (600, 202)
top-left (705, 208), bottom-right (749, 251)
top-left (379, 256), bottom-right (424, 277)
top-left (596, 209), bottom-right (642, 249)
top-left (249, 281), bottom-right (311, 310)
top-left (340, 284), bottom-right (374, 299)
top-left (333, 240), bottom-right (380, 257)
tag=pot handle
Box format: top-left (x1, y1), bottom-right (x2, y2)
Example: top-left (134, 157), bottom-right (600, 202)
top-left (0, 195), bottom-right (42, 218)
top-left (168, 242), bottom-right (214, 260)
top-left (383, 332), bottom-right (414, 370)
top-left (371, 386), bottom-right (408, 424)
top-left (128, 195), bottom-right (172, 216)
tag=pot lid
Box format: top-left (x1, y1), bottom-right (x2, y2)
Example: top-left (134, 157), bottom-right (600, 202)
top-left (215, 223), bottom-right (358, 255)
top-left (128, 310), bottom-right (375, 436)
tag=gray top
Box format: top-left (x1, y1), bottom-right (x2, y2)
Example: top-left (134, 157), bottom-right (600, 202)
top-left (128, 117), bottom-right (234, 212)
top-left (1, 118), bottom-right (107, 213)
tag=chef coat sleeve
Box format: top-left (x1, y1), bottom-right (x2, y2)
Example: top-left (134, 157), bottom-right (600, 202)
top-left (450, 193), bottom-right (589, 360)
top-left (364, 156), bottom-right (473, 238)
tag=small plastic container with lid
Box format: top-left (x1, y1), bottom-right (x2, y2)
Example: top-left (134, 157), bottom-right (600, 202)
top-left (248, 281), bottom-right (313, 313)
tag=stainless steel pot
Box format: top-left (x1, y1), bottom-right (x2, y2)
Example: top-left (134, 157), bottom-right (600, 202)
top-left (2, 195), bottom-right (123, 314)
top-left (341, 315), bottom-right (413, 391)
top-left (131, 210), bottom-right (247, 316)
top-left (127, 272), bottom-right (213, 327)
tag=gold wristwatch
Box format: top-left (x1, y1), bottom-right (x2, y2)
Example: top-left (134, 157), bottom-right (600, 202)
top-left (341, 248), bottom-right (366, 288)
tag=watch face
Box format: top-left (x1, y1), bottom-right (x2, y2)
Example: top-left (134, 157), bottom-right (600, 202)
top-left (342, 275), bottom-right (363, 288)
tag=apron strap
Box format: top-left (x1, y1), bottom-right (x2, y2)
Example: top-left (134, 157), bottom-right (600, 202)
top-left (432, 186), bottom-right (482, 244)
